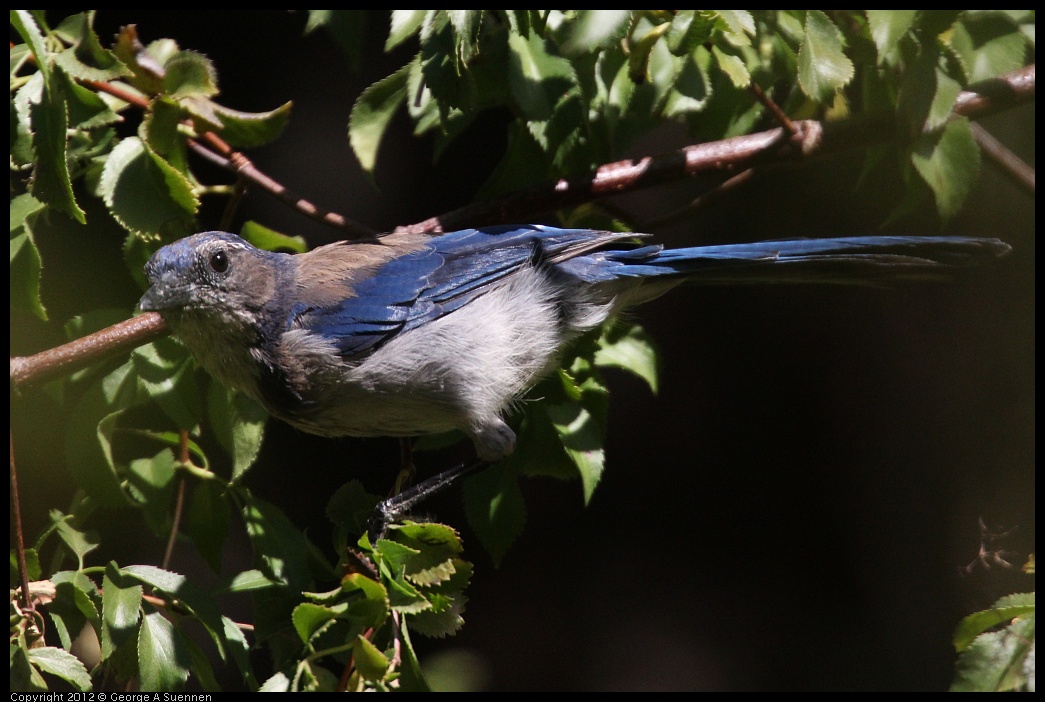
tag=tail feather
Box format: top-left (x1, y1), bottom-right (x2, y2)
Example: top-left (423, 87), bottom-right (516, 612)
top-left (564, 236), bottom-right (1011, 286)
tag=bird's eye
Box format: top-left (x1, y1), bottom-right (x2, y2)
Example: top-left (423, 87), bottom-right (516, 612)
top-left (209, 249), bottom-right (229, 273)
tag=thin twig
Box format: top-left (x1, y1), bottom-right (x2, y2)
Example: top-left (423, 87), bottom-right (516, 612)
top-left (83, 78), bottom-right (377, 239)
top-left (970, 121), bottom-right (1035, 194)
top-left (162, 431), bottom-right (192, 570)
top-left (750, 82), bottom-right (799, 137)
top-left (11, 427), bottom-right (33, 615)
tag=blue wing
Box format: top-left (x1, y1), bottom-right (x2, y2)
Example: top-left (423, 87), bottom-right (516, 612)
top-left (293, 225), bottom-right (633, 359)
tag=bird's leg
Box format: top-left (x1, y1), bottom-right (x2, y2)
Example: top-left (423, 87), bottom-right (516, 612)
top-left (366, 459), bottom-right (487, 543)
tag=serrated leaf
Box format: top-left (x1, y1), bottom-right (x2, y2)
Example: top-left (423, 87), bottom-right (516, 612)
top-left (99, 136), bottom-right (198, 240)
top-left (206, 382), bottom-right (267, 482)
top-left (447, 10), bottom-right (483, 64)
top-left (949, 13), bottom-right (1030, 83)
top-left (593, 321), bottom-right (659, 392)
top-left (292, 602), bottom-right (340, 644)
top-left (711, 45), bottom-right (750, 88)
top-left (10, 193), bottom-right (47, 321)
top-left (407, 593), bottom-right (466, 638)
top-left (139, 610), bottom-right (191, 691)
top-left (353, 634), bottom-right (391, 682)
top-left (560, 10), bottom-right (632, 56)
top-left (950, 615), bottom-right (1035, 691)
top-left (911, 117), bottom-right (981, 222)
top-left (59, 69), bottom-right (122, 130)
top-left (132, 337), bottom-right (201, 430)
top-left (797, 10), bottom-right (854, 103)
top-left (121, 564), bottom-right (228, 660)
top-left (667, 11), bottom-right (717, 56)
top-left (208, 100), bottom-right (292, 148)
top-left (545, 398), bottom-right (606, 504)
top-left (898, 40), bottom-right (963, 134)
top-left (954, 592), bottom-right (1036, 651)
top-left (52, 12), bottom-right (131, 82)
top-left (12, 10), bottom-right (86, 224)
top-left (717, 10), bottom-right (756, 41)
top-left (213, 569), bottom-right (277, 595)
top-left (349, 63), bottom-right (410, 176)
top-left (507, 30), bottom-right (576, 121)
top-left (240, 491), bottom-right (312, 591)
top-left (27, 647), bottom-right (92, 692)
top-left (865, 10), bottom-right (919, 64)
top-left (47, 579), bottom-right (101, 652)
top-left (387, 10), bottom-right (429, 51)
top-left (49, 509), bottom-right (100, 571)
top-left (163, 50), bottom-right (218, 98)
top-left (101, 566), bottom-right (142, 657)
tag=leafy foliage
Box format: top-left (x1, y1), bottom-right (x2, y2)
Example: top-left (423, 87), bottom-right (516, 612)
top-left (9, 9), bottom-right (1033, 692)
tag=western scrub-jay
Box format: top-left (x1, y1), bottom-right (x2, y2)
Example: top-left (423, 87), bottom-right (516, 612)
top-left (139, 225), bottom-right (1009, 469)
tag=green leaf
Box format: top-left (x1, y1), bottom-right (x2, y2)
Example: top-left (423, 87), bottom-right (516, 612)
top-left (207, 382), bottom-right (267, 482)
top-left (27, 647), bottom-right (92, 692)
top-left (560, 10), bottom-right (632, 56)
top-left (240, 491), bottom-right (312, 591)
top-left (898, 40), bottom-right (964, 135)
top-left (666, 11), bottom-right (717, 56)
top-left (593, 321), bottom-right (659, 393)
top-left (214, 568), bottom-right (279, 595)
top-left (163, 50), bottom-right (219, 98)
top-left (47, 579), bottom-right (101, 651)
top-left (954, 592), bottom-right (1035, 651)
top-left (99, 136), bottom-right (198, 240)
top-left (292, 602), bottom-right (340, 644)
top-left (64, 389), bottom-right (129, 507)
top-left (447, 10), bottom-right (484, 65)
top-left (353, 634), bottom-right (391, 682)
top-left (50, 509), bottom-right (100, 569)
top-left (797, 10), bottom-right (854, 103)
top-left (239, 220), bottom-right (307, 253)
top-left (910, 117), bottom-right (981, 223)
top-left (545, 392), bottom-right (607, 504)
top-left (139, 610), bottom-right (192, 691)
top-left (506, 30), bottom-right (577, 121)
top-left (306, 11), bottom-right (367, 69)
top-left (949, 13), bottom-right (1030, 83)
top-left (132, 337), bottom-right (202, 430)
top-left (185, 480), bottom-right (232, 573)
top-left (463, 461), bottom-right (526, 567)
top-left (349, 63), bottom-right (410, 176)
top-left (387, 10), bottom-right (429, 51)
top-left (865, 10), bottom-right (919, 64)
top-left (101, 565), bottom-right (143, 657)
top-left (10, 192), bottom-right (47, 321)
top-left (711, 45), bottom-right (750, 89)
top-left (52, 12), bottom-right (131, 82)
top-left (717, 10), bottom-right (756, 40)
top-left (11, 11), bottom-right (86, 224)
top-left (951, 614), bottom-right (1035, 691)
top-left (209, 100), bottom-right (293, 148)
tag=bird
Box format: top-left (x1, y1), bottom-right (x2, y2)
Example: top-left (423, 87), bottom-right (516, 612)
top-left (139, 225), bottom-right (1010, 467)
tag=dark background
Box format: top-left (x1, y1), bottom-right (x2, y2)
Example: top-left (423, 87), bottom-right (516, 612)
top-left (14, 11), bottom-right (1034, 691)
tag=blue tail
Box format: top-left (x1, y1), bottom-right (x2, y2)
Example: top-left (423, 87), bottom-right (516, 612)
top-left (562, 236), bottom-right (1011, 286)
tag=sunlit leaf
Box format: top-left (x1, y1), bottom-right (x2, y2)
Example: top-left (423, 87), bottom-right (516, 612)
top-left (797, 10), bottom-right (854, 103)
